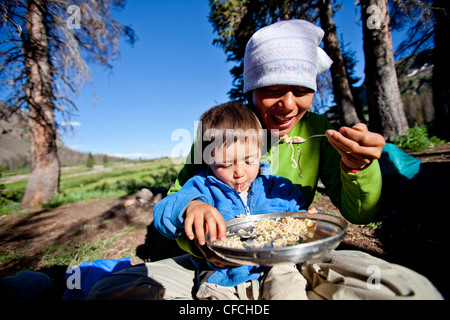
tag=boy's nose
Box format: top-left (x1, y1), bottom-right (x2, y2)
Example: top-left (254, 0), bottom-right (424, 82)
top-left (233, 165), bottom-right (245, 178)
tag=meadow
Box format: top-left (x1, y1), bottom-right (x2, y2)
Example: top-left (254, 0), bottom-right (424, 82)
top-left (0, 157), bottom-right (183, 216)
top-left (0, 157), bottom-right (185, 276)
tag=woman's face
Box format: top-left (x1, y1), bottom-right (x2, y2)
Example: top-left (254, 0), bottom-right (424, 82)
top-left (252, 85), bottom-right (314, 136)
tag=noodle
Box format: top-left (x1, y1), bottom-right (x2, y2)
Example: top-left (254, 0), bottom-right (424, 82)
top-left (280, 135), bottom-right (304, 168)
top-left (213, 216), bottom-right (316, 249)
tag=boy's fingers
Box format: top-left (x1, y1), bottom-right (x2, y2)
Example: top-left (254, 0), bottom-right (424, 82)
top-left (184, 214), bottom-right (195, 240)
top-left (217, 220), bottom-right (227, 241)
top-left (194, 216), bottom-right (206, 245)
top-left (205, 217), bottom-right (217, 242)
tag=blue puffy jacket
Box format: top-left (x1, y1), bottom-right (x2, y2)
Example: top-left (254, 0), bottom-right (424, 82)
top-left (153, 169), bottom-right (306, 287)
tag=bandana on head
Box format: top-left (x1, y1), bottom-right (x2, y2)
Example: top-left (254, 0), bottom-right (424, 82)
top-left (243, 19), bottom-right (333, 93)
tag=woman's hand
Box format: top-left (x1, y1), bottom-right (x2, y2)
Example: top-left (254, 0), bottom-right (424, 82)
top-left (325, 123), bottom-right (385, 170)
top-left (184, 200), bottom-right (227, 246)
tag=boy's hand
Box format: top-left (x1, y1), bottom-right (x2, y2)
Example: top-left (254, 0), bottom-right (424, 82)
top-left (184, 200), bottom-right (227, 246)
top-left (194, 238), bottom-right (242, 267)
top-left (307, 206), bottom-right (318, 215)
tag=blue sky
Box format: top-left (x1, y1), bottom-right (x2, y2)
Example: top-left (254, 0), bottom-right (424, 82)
top-left (59, 0), bottom-right (406, 160)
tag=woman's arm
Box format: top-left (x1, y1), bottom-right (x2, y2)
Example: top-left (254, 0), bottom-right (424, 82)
top-left (324, 123), bottom-right (385, 224)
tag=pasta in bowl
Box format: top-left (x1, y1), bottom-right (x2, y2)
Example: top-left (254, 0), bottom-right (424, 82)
top-left (206, 212), bottom-right (347, 266)
top-left (212, 216), bottom-right (317, 249)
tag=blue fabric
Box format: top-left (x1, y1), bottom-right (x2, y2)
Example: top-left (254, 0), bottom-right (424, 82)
top-left (259, 160), bottom-right (271, 176)
top-left (0, 270), bottom-right (52, 300)
top-left (154, 169), bottom-right (305, 239)
top-left (202, 264), bottom-right (263, 287)
top-left (380, 143), bottom-right (422, 179)
top-left (154, 168), bottom-right (305, 286)
top-left (63, 257), bottom-right (132, 300)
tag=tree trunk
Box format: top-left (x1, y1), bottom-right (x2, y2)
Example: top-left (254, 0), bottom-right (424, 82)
top-left (361, 0), bottom-right (409, 139)
top-left (21, 0), bottom-right (60, 207)
top-left (432, 0), bottom-right (450, 140)
top-left (318, 0), bottom-right (361, 127)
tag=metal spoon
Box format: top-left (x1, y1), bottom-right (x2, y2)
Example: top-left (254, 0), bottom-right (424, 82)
top-left (237, 226), bottom-right (255, 239)
top-left (282, 134), bottom-right (327, 145)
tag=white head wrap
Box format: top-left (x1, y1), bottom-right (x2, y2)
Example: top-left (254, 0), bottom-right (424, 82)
top-left (243, 19), bottom-right (333, 93)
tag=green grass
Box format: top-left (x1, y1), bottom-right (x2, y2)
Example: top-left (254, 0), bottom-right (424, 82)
top-left (40, 237), bottom-right (121, 267)
top-left (392, 124), bottom-right (446, 152)
top-left (0, 167), bottom-right (31, 178)
top-left (41, 189), bottom-right (128, 209)
top-left (0, 157), bottom-right (183, 215)
top-left (0, 249), bottom-right (24, 264)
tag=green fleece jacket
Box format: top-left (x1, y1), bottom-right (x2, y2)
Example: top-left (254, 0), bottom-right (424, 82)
top-left (169, 112), bottom-right (382, 254)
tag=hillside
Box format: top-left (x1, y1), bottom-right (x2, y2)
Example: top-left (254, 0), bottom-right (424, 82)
top-left (323, 49), bottom-right (434, 127)
top-left (396, 49), bottom-right (434, 126)
top-left (0, 102), bottom-right (123, 170)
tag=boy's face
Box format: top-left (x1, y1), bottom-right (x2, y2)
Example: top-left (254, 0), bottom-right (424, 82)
top-left (252, 85), bottom-right (314, 136)
top-left (210, 138), bottom-right (260, 193)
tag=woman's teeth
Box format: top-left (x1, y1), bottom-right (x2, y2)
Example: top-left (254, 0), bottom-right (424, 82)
top-left (273, 115), bottom-right (292, 123)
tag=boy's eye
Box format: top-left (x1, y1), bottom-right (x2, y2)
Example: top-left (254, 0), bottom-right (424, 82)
top-left (246, 157), bottom-right (258, 164)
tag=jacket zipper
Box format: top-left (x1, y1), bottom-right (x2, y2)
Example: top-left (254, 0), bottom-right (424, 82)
top-left (244, 183), bottom-right (253, 216)
top-left (207, 172), bottom-right (253, 216)
top-left (244, 204), bottom-right (250, 216)
top-left (232, 183), bottom-right (252, 216)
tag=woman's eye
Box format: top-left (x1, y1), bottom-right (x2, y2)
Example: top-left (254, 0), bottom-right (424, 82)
top-left (293, 88), bottom-right (311, 96)
top-left (264, 86), bottom-right (281, 93)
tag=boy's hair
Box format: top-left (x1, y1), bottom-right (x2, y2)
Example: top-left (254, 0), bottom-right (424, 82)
top-left (196, 101), bottom-right (264, 164)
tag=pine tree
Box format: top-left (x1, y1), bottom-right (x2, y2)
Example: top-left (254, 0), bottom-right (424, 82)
top-left (102, 155), bottom-right (109, 167)
top-left (86, 152), bottom-right (95, 168)
top-left (0, 0), bottom-right (135, 207)
top-left (361, 0), bottom-right (409, 138)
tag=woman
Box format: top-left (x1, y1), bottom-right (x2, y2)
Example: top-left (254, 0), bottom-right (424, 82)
top-left (173, 19), bottom-right (384, 265)
top-left (87, 20), bottom-right (442, 300)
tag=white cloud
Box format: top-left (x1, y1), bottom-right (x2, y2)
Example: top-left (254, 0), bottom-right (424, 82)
top-left (110, 152), bottom-right (167, 160)
top-left (60, 121), bottom-right (82, 127)
top-left (147, 144), bottom-right (168, 150)
top-left (68, 144), bottom-right (81, 151)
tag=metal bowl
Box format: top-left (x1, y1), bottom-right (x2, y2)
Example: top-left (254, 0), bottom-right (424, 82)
top-left (206, 212), bottom-right (347, 266)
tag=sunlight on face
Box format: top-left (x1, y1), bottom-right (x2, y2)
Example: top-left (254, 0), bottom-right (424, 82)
top-left (252, 85), bottom-right (314, 136)
top-left (210, 138), bottom-right (260, 193)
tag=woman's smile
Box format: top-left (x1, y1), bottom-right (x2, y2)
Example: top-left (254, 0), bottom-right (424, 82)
top-left (272, 114), bottom-right (296, 127)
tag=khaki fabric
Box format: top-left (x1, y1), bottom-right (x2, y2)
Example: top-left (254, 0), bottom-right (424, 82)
top-left (260, 263), bottom-right (308, 300)
top-left (301, 250), bottom-right (443, 300)
top-left (196, 263), bottom-right (308, 300)
top-left (87, 251), bottom-right (443, 300)
top-left (87, 254), bottom-right (196, 300)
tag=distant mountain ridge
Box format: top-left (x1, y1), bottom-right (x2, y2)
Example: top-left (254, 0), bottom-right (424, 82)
top-left (395, 49), bottom-right (434, 126)
top-left (324, 49), bottom-right (434, 127)
top-left (0, 102), bottom-right (123, 170)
